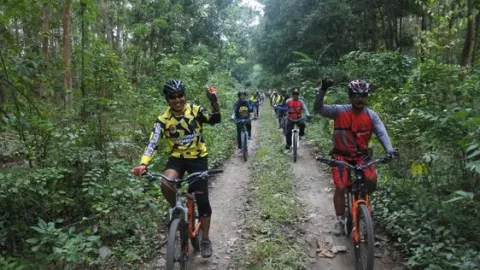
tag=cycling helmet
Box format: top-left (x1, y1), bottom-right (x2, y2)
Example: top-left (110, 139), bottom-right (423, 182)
top-left (163, 79), bottom-right (185, 97)
top-left (238, 89), bottom-right (247, 98)
top-left (347, 80), bottom-right (371, 94)
top-left (291, 88), bottom-right (299, 94)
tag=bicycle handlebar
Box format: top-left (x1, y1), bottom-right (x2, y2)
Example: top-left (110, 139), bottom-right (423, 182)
top-left (315, 156), bottom-right (391, 169)
top-left (288, 117), bottom-right (305, 122)
top-left (233, 119), bottom-right (250, 123)
top-left (145, 169), bottom-right (223, 184)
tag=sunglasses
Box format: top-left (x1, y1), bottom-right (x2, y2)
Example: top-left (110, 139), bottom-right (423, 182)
top-left (292, 93), bottom-right (299, 96)
top-left (351, 93), bottom-right (369, 98)
top-left (168, 93), bottom-right (185, 100)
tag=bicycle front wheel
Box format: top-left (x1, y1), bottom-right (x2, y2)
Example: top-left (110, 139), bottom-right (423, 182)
top-left (166, 218), bottom-right (188, 270)
top-left (242, 131), bottom-right (248, 161)
top-left (354, 203), bottom-right (375, 270)
top-left (292, 132), bottom-right (298, 162)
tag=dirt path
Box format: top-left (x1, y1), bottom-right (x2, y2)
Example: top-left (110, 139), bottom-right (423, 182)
top-left (145, 117), bottom-right (260, 270)
top-left (289, 131), bottom-right (406, 269)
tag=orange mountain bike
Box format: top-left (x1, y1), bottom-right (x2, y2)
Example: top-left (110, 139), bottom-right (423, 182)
top-left (316, 156), bottom-right (391, 270)
top-left (146, 169), bottom-right (223, 270)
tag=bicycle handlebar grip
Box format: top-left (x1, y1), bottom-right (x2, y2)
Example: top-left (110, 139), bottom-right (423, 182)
top-left (208, 169), bottom-right (223, 175)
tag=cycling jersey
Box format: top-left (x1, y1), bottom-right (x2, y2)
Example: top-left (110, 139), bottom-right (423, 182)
top-left (250, 95), bottom-right (259, 103)
top-left (141, 103), bottom-right (221, 164)
top-left (314, 89), bottom-right (394, 156)
top-left (285, 98), bottom-right (310, 120)
top-left (231, 100), bottom-right (252, 119)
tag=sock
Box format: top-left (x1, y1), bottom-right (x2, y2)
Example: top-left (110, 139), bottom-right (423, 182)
top-left (337, 215), bottom-right (344, 222)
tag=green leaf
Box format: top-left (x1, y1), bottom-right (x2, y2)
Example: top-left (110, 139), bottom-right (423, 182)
top-left (87, 235), bottom-right (100, 242)
top-left (25, 238), bottom-right (39, 244)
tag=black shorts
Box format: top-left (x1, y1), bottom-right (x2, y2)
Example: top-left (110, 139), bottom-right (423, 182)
top-left (165, 156), bottom-right (208, 193)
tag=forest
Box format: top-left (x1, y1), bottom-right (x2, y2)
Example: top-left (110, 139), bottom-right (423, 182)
top-left (0, 0), bottom-right (479, 269)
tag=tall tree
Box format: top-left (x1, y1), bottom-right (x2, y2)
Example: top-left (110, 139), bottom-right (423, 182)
top-left (461, 0), bottom-right (475, 66)
top-left (62, 0), bottom-right (73, 107)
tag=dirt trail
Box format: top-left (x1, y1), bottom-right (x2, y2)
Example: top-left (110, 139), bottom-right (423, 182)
top-left (290, 133), bottom-right (406, 269)
top-left (145, 117), bottom-right (260, 270)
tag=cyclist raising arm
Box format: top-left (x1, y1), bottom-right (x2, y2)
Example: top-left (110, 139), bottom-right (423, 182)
top-left (313, 78), bottom-right (398, 236)
top-left (131, 80), bottom-right (220, 258)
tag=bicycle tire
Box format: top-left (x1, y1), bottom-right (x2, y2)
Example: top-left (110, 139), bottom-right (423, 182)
top-left (345, 192), bottom-right (353, 236)
top-left (242, 131), bottom-right (248, 161)
top-left (166, 218), bottom-right (188, 270)
top-left (354, 203), bottom-right (375, 270)
top-left (190, 202), bottom-right (203, 251)
top-left (293, 132), bottom-right (298, 162)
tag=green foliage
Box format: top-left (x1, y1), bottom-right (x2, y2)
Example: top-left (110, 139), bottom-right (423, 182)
top-left (375, 184), bottom-right (480, 269)
top-left (305, 51), bottom-right (480, 269)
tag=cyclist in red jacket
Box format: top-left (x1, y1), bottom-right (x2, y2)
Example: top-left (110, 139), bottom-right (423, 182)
top-left (284, 88), bottom-right (311, 153)
top-left (314, 78), bottom-right (398, 236)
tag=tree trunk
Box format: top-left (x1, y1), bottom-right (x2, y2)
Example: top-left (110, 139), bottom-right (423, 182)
top-left (38, 3), bottom-right (50, 98)
top-left (99, 0), bottom-right (114, 48)
top-left (471, 12), bottom-right (480, 66)
top-left (420, 10), bottom-right (427, 62)
top-left (62, 0), bottom-right (73, 107)
top-left (460, 0), bottom-right (474, 66)
top-left (461, 0), bottom-right (475, 66)
top-left (41, 4), bottom-right (50, 63)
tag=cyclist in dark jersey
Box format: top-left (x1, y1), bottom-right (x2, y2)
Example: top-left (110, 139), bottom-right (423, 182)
top-left (231, 89), bottom-right (253, 156)
top-left (314, 78), bottom-right (398, 236)
top-left (132, 80), bottom-right (220, 257)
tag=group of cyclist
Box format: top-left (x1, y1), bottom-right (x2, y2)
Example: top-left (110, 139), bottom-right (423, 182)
top-left (131, 77), bottom-right (398, 259)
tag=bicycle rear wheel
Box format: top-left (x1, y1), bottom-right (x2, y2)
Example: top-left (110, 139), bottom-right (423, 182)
top-left (292, 132), bottom-right (298, 162)
top-left (354, 203), bottom-right (375, 270)
top-left (242, 131), bottom-right (248, 161)
top-left (166, 218), bottom-right (188, 270)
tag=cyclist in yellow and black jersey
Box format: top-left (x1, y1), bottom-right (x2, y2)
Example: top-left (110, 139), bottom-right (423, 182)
top-left (132, 80), bottom-right (220, 258)
top-left (250, 91), bottom-right (261, 117)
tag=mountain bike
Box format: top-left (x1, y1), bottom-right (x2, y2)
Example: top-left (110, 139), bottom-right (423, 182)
top-left (235, 119), bottom-right (250, 161)
top-left (252, 103), bottom-right (259, 119)
top-left (288, 118), bottom-right (304, 162)
top-left (315, 155), bottom-right (392, 270)
top-left (276, 105), bottom-right (288, 135)
top-left (146, 169), bottom-right (223, 270)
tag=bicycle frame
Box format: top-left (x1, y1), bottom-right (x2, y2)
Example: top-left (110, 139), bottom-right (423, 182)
top-left (316, 156), bottom-right (390, 242)
top-left (289, 118), bottom-right (304, 147)
top-left (146, 170), bottom-right (223, 250)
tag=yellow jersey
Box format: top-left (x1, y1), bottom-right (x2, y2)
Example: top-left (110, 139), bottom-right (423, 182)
top-left (141, 103), bottom-right (221, 165)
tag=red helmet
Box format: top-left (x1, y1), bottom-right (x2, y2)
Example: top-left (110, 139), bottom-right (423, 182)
top-left (347, 80), bottom-right (371, 94)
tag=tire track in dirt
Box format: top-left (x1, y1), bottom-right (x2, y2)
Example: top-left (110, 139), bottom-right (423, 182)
top-left (286, 123), bottom-right (406, 269)
top-left (144, 114), bottom-right (261, 270)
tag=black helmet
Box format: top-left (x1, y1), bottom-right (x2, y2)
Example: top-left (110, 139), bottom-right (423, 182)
top-left (163, 79), bottom-right (185, 97)
top-left (238, 89), bottom-right (247, 98)
top-left (347, 80), bottom-right (371, 94)
top-left (291, 88), bottom-right (299, 94)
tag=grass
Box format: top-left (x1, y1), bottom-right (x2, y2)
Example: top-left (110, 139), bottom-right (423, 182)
top-left (237, 105), bottom-right (306, 270)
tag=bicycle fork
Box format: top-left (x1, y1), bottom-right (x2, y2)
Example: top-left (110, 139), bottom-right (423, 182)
top-left (351, 197), bottom-right (370, 244)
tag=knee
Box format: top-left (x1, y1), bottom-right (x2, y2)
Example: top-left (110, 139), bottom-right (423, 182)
top-left (196, 192), bottom-right (212, 218)
top-left (363, 181), bottom-right (377, 193)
